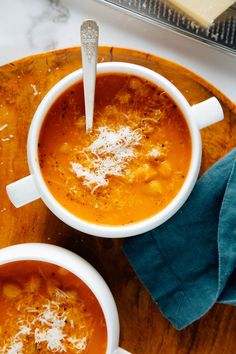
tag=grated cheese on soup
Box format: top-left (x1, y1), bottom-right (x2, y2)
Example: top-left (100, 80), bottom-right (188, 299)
top-left (0, 123), bottom-right (8, 132)
top-left (71, 126), bottom-right (142, 192)
top-left (1, 291), bottom-right (89, 353)
top-left (0, 261), bottom-right (107, 354)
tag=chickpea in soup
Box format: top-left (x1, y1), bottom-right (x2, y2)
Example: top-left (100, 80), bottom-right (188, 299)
top-left (0, 261), bottom-right (107, 354)
top-left (39, 74), bottom-right (191, 225)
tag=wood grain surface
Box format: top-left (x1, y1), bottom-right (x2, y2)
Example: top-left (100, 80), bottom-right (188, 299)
top-left (0, 47), bottom-right (236, 354)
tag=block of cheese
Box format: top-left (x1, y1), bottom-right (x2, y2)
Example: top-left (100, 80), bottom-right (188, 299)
top-left (167, 0), bottom-right (236, 27)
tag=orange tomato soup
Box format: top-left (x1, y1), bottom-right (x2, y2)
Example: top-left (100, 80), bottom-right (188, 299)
top-left (0, 261), bottom-right (107, 353)
top-left (38, 74), bottom-right (191, 225)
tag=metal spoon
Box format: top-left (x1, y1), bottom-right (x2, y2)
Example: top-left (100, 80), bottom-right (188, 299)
top-left (80, 20), bottom-right (99, 134)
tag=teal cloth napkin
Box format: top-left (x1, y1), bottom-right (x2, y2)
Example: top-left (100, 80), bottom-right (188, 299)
top-left (124, 149), bottom-right (236, 330)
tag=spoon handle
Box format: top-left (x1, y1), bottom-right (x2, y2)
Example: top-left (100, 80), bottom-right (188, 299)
top-left (80, 20), bottom-right (99, 134)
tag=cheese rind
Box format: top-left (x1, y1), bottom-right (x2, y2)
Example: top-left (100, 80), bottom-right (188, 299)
top-left (168, 0), bottom-right (235, 27)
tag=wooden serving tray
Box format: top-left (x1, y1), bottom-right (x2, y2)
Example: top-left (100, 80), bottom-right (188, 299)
top-left (0, 47), bottom-right (236, 354)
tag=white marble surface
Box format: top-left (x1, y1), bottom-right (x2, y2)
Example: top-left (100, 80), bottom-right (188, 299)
top-left (0, 0), bottom-right (236, 103)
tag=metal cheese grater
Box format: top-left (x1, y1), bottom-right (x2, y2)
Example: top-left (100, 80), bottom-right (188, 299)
top-left (95, 0), bottom-right (236, 56)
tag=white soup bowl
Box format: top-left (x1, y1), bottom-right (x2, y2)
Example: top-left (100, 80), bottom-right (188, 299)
top-left (6, 62), bottom-right (223, 237)
top-left (0, 243), bottom-right (130, 354)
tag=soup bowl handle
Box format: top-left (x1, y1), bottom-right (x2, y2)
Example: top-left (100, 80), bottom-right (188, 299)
top-left (189, 97), bottom-right (224, 129)
top-left (6, 174), bottom-right (41, 208)
top-left (113, 347), bottom-right (132, 354)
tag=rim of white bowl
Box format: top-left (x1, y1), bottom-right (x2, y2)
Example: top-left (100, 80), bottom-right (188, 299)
top-left (28, 62), bottom-right (201, 238)
top-left (0, 243), bottom-right (120, 354)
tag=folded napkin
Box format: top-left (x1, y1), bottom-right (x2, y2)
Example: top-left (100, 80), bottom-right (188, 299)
top-left (124, 148), bottom-right (236, 330)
